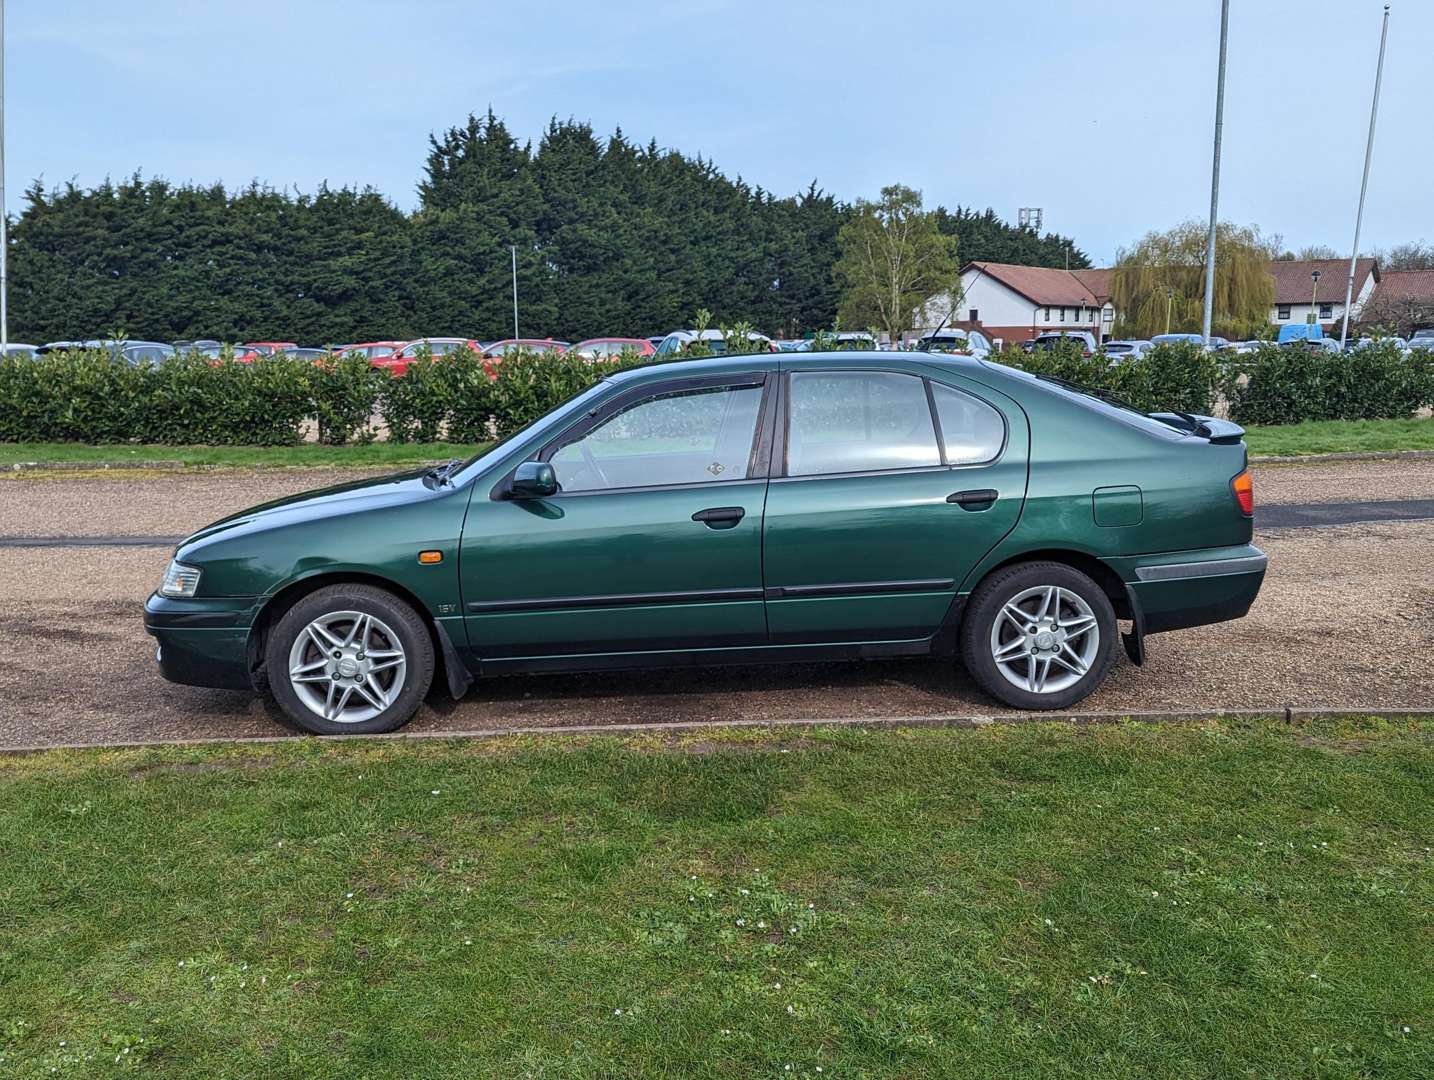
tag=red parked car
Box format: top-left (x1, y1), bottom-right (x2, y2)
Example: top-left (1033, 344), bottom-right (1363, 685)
top-left (333, 341), bottom-right (407, 361)
top-left (570, 337), bottom-right (656, 360)
top-left (481, 338), bottom-right (570, 359)
top-left (372, 338), bottom-right (486, 377)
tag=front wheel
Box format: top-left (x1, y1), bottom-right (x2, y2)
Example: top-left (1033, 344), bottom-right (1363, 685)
top-left (266, 584), bottom-right (435, 735)
top-left (961, 562), bottom-right (1117, 710)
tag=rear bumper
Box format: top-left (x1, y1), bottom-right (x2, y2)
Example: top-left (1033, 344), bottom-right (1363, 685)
top-left (1118, 545), bottom-right (1267, 635)
top-left (144, 592), bottom-right (258, 691)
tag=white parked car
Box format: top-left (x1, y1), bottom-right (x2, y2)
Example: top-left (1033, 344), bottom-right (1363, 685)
top-left (917, 328), bottom-right (992, 357)
top-left (1100, 339), bottom-right (1153, 362)
top-left (653, 329), bottom-right (775, 356)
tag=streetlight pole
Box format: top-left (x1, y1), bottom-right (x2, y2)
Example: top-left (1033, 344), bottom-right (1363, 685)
top-left (510, 245), bottom-right (518, 339)
top-left (1200, 0), bottom-right (1230, 346)
top-left (1310, 269), bottom-right (1321, 326)
top-left (1340, 4), bottom-right (1391, 350)
top-left (1165, 287), bottom-right (1175, 335)
top-left (1, 0), bottom-right (8, 355)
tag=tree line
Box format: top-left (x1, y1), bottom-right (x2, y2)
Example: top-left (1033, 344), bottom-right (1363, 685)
top-left (9, 109), bottom-right (1087, 344)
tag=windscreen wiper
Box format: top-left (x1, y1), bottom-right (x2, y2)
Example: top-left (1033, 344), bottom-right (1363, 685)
top-left (422, 458), bottom-right (464, 489)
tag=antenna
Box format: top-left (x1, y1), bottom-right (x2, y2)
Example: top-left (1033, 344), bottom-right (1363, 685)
top-left (1018, 207), bottom-right (1043, 232)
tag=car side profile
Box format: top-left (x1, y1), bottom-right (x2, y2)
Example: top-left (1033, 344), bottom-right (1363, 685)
top-left (144, 351), bottom-right (1266, 735)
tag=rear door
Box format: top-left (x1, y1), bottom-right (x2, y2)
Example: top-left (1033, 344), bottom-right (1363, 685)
top-left (762, 365), bottom-right (1028, 643)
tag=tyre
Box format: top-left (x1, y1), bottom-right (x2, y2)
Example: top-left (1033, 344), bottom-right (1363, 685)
top-left (961, 561), bottom-right (1117, 711)
top-left (266, 584), bottom-right (435, 735)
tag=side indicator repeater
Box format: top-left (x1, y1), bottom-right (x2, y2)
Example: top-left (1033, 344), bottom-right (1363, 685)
top-left (418, 550), bottom-right (443, 565)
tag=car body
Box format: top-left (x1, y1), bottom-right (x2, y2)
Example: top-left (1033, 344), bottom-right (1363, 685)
top-left (334, 341), bottom-right (408, 361)
top-left (241, 342), bottom-right (298, 357)
top-left (1282, 337), bottom-right (1342, 355)
top-left (37, 339), bottom-right (177, 365)
top-left (646, 336), bottom-right (668, 350)
top-left (1101, 339), bottom-right (1153, 361)
top-left (372, 338), bottom-right (486, 377)
top-left (1031, 331), bottom-right (1098, 356)
top-left (570, 337), bottom-right (656, 360)
top-left (174, 339), bottom-right (230, 359)
top-left (918, 329), bottom-right (992, 357)
top-left (482, 339), bottom-right (570, 360)
top-left (654, 329), bottom-right (776, 356)
top-left (1407, 329), bottom-right (1434, 351)
top-left (1350, 336), bottom-right (1408, 352)
top-left (145, 350), bottom-right (1266, 735)
top-left (1, 343), bottom-right (38, 358)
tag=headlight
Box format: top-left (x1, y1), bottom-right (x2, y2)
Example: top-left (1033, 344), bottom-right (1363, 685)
top-left (160, 560), bottom-right (203, 598)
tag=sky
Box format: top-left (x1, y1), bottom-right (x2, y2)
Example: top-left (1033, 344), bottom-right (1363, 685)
top-left (8, 0), bottom-right (1428, 266)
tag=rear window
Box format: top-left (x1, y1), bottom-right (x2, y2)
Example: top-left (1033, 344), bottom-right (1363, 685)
top-left (978, 360), bottom-right (1185, 441)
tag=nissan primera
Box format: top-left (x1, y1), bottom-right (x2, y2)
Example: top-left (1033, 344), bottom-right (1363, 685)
top-left (145, 352), bottom-right (1266, 734)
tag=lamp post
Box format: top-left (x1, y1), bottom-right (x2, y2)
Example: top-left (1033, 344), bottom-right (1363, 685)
top-left (510, 245), bottom-right (519, 339)
top-left (1310, 269), bottom-right (1322, 326)
top-left (1200, 0), bottom-right (1231, 346)
top-left (1165, 287), bottom-right (1175, 335)
top-left (1340, 4), bottom-right (1391, 350)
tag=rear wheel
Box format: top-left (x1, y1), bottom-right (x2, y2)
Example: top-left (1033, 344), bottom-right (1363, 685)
top-left (961, 561), bottom-right (1117, 710)
top-left (266, 584), bottom-right (434, 735)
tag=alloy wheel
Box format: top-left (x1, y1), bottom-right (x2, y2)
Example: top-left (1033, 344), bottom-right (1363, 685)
top-left (286, 610), bottom-right (407, 723)
top-left (988, 585), bottom-right (1100, 695)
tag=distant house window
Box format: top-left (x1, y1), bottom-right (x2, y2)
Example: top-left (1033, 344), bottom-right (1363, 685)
top-left (1277, 305), bottom-right (1292, 320)
top-left (1059, 307), bottom-right (1066, 322)
top-left (1320, 303), bottom-right (1333, 319)
top-left (968, 308), bottom-right (979, 322)
top-left (1042, 307), bottom-right (1051, 321)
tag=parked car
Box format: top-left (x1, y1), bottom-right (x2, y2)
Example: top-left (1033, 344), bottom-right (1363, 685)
top-left (240, 342), bottom-right (298, 357)
top-left (917, 329), bottom-right (992, 357)
top-left (773, 339), bottom-right (809, 352)
top-left (174, 339), bottom-right (230, 359)
top-left (37, 339), bottom-right (176, 365)
top-left (333, 341), bottom-right (408, 361)
top-left (1031, 331), bottom-right (1098, 356)
top-left (1408, 328), bottom-right (1434, 351)
top-left (1350, 336), bottom-right (1408, 352)
top-left (1282, 337), bottom-right (1342, 355)
top-left (570, 337), bottom-right (656, 361)
top-left (482, 338), bottom-right (570, 359)
top-left (372, 338), bottom-right (486, 377)
top-left (653, 329), bottom-right (776, 356)
top-left (1, 343), bottom-right (38, 358)
top-left (646, 336), bottom-right (668, 350)
top-left (145, 350), bottom-right (1265, 735)
top-left (1100, 339), bottom-right (1153, 361)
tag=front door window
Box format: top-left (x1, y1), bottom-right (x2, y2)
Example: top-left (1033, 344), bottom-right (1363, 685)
top-left (549, 383), bottom-right (764, 492)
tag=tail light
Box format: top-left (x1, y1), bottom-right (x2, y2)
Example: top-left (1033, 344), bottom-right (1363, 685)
top-left (1230, 469), bottom-right (1254, 516)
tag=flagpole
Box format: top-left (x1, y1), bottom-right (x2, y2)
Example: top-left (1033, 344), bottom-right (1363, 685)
top-left (1339, 4), bottom-right (1390, 350)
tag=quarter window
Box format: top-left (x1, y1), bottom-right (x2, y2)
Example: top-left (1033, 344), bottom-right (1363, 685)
top-left (549, 383), bottom-right (764, 492)
top-left (786, 371), bottom-right (940, 477)
top-left (930, 383), bottom-right (1005, 465)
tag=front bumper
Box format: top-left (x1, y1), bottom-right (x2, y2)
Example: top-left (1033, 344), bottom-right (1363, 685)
top-left (1113, 545), bottom-right (1267, 635)
top-left (144, 592), bottom-right (259, 691)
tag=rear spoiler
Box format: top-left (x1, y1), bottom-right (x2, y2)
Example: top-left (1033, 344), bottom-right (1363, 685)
top-left (1149, 412), bottom-right (1245, 445)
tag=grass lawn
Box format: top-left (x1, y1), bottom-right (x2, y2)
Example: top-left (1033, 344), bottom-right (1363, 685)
top-left (1245, 417), bottom-right (1434, 457)
top-left (0, 718), bottom-right (1429, 1078)
top-left (0, 441), bottom-right (486, 470)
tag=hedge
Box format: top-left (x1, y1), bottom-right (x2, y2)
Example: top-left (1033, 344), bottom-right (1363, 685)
top-left (1, 341), bottom-right (1430, 447)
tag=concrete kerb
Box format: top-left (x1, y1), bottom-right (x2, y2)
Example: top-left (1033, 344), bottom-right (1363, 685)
top-left (2, 706), bottom-right (1427, 756)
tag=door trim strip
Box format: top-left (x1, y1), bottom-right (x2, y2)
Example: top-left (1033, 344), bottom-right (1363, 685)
top-left (467, 586), bottom-right (765, 614)
top-left (764, 578), bottom-right (955, 600)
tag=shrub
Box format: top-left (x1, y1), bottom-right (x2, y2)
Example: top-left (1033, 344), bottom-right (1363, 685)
top-left (308, 353), bottom-right (383, 444)
top-left (141, 355), bottom-right (309, 445)
top-left (378, 346), bottom-right (455, 443)
top-left (1229, 342), bottom-right (1429, 426)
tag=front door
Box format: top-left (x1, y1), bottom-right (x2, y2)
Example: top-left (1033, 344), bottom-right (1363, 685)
top-left (460, 373), bottom-right (774, 660)
top-left (762, 367), bottom-right (1028, 643)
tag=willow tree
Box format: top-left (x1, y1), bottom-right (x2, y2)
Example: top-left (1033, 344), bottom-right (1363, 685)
top-left (1111, 221), bottom-right (1277, 339)
top-left (835, 184), bottom-right (960, 343)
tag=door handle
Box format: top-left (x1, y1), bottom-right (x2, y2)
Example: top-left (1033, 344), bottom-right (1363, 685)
top-left (947, 488), bottom-right (998, 510)
top-left (692, 506), bottom-right (746, 528)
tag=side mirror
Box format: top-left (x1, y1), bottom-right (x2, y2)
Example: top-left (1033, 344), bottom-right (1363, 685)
top-left (510, 460), bottom-right (558, 499)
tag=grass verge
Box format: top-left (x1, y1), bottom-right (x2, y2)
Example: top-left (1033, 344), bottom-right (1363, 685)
top-left (1245, 417), bottom-right (1434, 457)
top-left (0, 442), bottom-right (486, 470)
top-left (0, 717), bottom-right (1429, 1077)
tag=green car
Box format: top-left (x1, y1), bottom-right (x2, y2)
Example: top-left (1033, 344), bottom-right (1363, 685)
top-left (144, 352), bottom-right (1265, 735)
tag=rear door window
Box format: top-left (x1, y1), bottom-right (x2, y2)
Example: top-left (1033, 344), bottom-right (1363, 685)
top-left (786, 371), bottom-right (940, 476)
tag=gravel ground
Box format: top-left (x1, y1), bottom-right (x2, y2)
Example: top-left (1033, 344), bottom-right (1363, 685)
top-left (0, 513), bottom-right (1429, 748)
